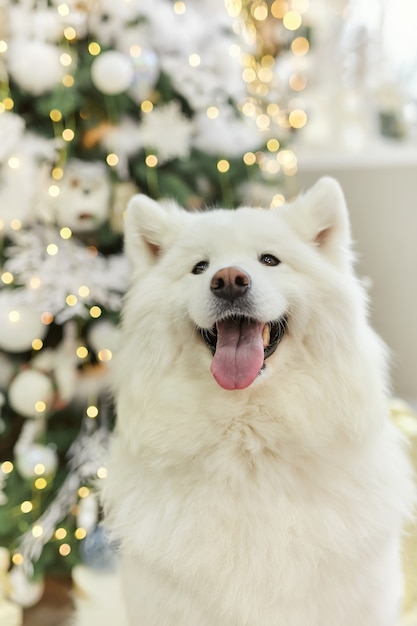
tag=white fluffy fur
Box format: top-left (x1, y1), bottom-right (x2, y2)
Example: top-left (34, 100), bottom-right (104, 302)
top-left (102, 178), bottom-right (414, 626)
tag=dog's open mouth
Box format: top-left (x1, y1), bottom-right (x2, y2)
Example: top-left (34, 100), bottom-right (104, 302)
top-left (199, 315), bottom-right (287, 391)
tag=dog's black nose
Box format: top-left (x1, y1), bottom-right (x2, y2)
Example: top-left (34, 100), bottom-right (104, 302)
top-left (210, 267), bottom-right (251, 301)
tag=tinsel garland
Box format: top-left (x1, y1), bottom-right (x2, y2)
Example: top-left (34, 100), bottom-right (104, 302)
top-left (15, 411), bottom-right (110, 577)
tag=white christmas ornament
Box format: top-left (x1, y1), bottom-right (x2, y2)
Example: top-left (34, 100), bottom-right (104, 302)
top-left (15, 443), bottom-right (58, 479)
top-left (3, 229), bottom-right (128, 324)
top-left (7, 40), bottom-right (64, 96)
top-left (193, 107), bottom-right (262, 157)
top-left (45, 159), bottom-right (112, 232)
top-left (8, 567), bottom-right (44, 608)
top-left (0, 294), bottom-right (47, 353)
top-left (129, 49), bottom-right (159, 102)
top-left (79, 526), bottom-right (118, 571)
top-left (8, 370), bottom-right (54, 419)
top-left (100, 117), bottom-right (143, 178)
top-left (87, 320), bottom-right (121, 357)
top-left (91, 51), bottom-right (134, 95)
top-left (0, 548), bottom-right (23, 624)
top-left (0, 112), bottom-right (25, 162)
top-left (0, 132), bottom-right (56, 233)
top-left (140, 101), bottom-right (194, 163)
top-left (32, 8), bottom-right (63, 43)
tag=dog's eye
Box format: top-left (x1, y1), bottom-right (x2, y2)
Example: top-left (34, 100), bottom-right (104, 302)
top-left (192, 260), bottom-right (209, 274)
top-left (259, 253), bottom-right (280, 267)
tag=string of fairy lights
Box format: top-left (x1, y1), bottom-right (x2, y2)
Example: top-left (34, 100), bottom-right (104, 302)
top-left (225, 0), bottom-right (310, 206)
top-left (0, 0), bottom-right (310, 223)
top-left (0, 0), bottom-right (310, 572)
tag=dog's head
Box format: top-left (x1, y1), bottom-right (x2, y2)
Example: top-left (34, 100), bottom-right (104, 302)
top-left (123, 178), bottom-right (358, 391)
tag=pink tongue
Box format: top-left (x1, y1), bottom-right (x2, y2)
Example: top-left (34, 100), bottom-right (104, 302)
top-left (210, 319), bottom-right (265, 390)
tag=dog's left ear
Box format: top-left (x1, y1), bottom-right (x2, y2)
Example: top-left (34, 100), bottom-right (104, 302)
top-left (124, 194), bottom-right (183, 270)
top-left (284, 177), bottom-right (352, 263)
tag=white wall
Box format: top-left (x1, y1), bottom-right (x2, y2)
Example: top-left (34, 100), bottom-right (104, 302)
top-left (292, 144), bottom-right (417, 402)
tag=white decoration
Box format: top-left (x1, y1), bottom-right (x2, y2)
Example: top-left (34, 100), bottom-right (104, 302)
top-left (15, 424), bottom-right (110, 573)
top-left (141, 0), bottom-right (212, 57)
top-left (33, 8), bottom-right (63, 43)
top-left (88, 0), bottom-right (142, 46)
top-left (14, 420), bottom-right (47, 463)
top-left (8, 567), bottom-right (44, 608)
top-left (7, 40), bottom-right (64, 95)
top-left (32, 323), bottom-right (79, 404)
top-left (8, 3), bottom-right (61, 43)
top-left (0, 132), bottom-right (57, 232)
top-left (100, 118), bottom-right (143, 178)
top-left (0, 112), bottom-right (25, 162)
top-left (8, 370), bottom-right (54, 419)
top-left (61, 7), bottom-right (89, 40)
top-left (87, 320), bottom-right (121, 357)
top-left (140, 101), bottom-right (194, 163)
top-left (79, 525), bottom-right (117, 571)
top-left (193, 107), bottom-right (262, 157)
top-left (129, 49), bottom-right (159, 103)
top-left (15, 443), bottom-right (58, 479)
top-left (159, 33), bottom-right (245, 111)
top-left (54, 322), bottom-right (79, 403)
top-left (4, 228), bottom-right (129, 324)
top-left (91, 51), bottom-right (134, 95)
top-left (0, 548), bottom-right (23, 625)
top-left (44, 159), bottom-right (112, 232)
top-left (0, 293), bottom-right (47, 353)
top-left (33, 345), bottom-right (78, 405)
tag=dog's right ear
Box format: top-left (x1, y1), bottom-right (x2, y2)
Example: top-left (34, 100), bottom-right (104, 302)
top-left (124, 194), bottom-right (181, 269)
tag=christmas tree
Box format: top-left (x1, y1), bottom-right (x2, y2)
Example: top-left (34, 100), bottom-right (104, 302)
top-left (0, 0), bottom-right (308, 607)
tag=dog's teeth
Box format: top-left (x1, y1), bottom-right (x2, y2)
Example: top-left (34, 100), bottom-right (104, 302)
top-left (262, 324), bottom-right (270, 347)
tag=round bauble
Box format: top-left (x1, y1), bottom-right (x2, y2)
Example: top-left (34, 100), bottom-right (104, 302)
top-left (7, 40), bottom-right (63, 96)
top-left (33, 9), bottom-right (63, 44)
top-left (91, 51), bottom-right (134, 95)
top-left (130, 49), bottom-right (159, 102)
top-left (0, 294), bottom-right (47, 353)
top-left (8, 369), bottom-right (54, 419)
top-left (79, 526), bottom-right (118, 571)
top-left (87, 320), bottom-right (121, 358)
top-left (15, 443), bottom-right (58, 480)
top-left (9, 567), bottom-right (44, 608)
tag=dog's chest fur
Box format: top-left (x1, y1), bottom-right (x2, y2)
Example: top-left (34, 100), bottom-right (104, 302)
top-left (107, 401), bottom-right (405, 626)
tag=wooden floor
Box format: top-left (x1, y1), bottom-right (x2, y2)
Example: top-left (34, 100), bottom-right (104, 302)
top-left (23, 577), bottom-right (74, 626)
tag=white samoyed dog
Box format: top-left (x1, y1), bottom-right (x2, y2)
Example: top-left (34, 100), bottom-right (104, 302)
top-left (102, 178), bottom-right (414, 626)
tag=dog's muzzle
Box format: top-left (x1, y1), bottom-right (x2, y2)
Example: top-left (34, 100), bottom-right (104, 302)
top-left (198, 265), bottom-right (287, 390)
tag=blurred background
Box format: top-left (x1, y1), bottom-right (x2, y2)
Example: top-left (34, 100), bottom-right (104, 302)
top-left (0, 0), bottom-right (416, 623)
